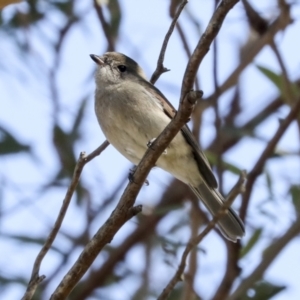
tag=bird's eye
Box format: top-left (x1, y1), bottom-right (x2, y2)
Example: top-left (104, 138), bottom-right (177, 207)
top-left (117, 65), bottom-right (127, 72)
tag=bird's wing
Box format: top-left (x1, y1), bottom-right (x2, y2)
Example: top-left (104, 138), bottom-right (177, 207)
top-left (140, 78), bottom-right (218, 189)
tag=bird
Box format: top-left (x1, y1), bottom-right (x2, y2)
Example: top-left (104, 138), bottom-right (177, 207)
top-left (90, 52), bottom-right (245, 242)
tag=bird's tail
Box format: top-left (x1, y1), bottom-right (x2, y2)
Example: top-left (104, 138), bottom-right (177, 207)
top-left (189, 182), bottom-right (245, 242)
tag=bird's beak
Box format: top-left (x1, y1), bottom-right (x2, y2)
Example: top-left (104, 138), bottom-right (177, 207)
top-left (90, 54), bottom-right (105, 66)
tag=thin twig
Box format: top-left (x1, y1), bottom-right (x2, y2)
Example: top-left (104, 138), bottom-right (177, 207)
top-left (212, 0), bottom-right (224, 193)
top-left (150, 0), bottom-right (188, 84)
top-left (208, 97), bottom-right (284, 153)
top-left (243, 0), bottom-right (295, 108)
top-left (182, 0), bottom-right (241, 151)
top-left (50, 17), bottom-right (78, 116)
top-left (93, 0), bottom-right (115, 51)
top-left (212, 238), bottom-right (242, 300)
top-left (177, 20), bottom-right (202, 93)
top-left (240, 98), bottom-right (300, 221)
top-left (156, 4), bottom-right (245, 297)
top-left (180, 0), bottom-right (240, 102)
top-left (176, 22), bottom-right (192, 59)
top-left (169, 1), bottom-right (192, 62)
top-left (21, 141), bottom-right (109, 300)
top-left (169, 2), bottom-right (201, 92)
top-left (203, 3), bottom-right (291, 105)
top-left (72, 179), bottom-right (190, 300)
top-left (270, 40), bottom-right (295, 105)
top-left (157, 171), bottom-right (247, 300)
top-left (181, 204), bottom-right (200, 300)
top-left (212, 149), bottom-right (244, 299)
top-left (50, 91), bottom-right (202, 300)
top-left (227, 215), bottom-right (300, 300)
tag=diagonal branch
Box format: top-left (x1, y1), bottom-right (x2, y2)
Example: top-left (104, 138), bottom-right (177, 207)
top-left (150, 0), bottom-right (188, 84)
top-left (240, 98), bottom-right (300, 221)
top-left (157, 171), bottom-right (247, 300)
top-left (180, 0), bottom-right (240, 102)
top-left (49, 90), bottom-right (202, 300)
top-left (93, 0), bottom-right (115, 51)
top-left (72, 179), bottom-right (190, 300)
top-left (21, 141), bottom-right (109, 300)
top-left (199, 2), bottom-right (291, 113)
top-left (227, 215), bottom-right (300, 300)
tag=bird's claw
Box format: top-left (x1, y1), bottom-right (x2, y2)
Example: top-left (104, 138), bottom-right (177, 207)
top-left (147, 138), bottom-right (167, 154)
top-left (128, 166), bottom-right (150, 186)
top-left (128, 167), bottom-right (136, 182)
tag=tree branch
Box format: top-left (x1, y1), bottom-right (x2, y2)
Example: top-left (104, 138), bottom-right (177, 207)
top-left (180, 0), bottom-right (240, 102)
top-left (93, 0), bottom-right (116, 51)
top-left (228, 215), bottom-right (300, 300)
top-left (49, 90), bottom-right (202, 300)
top-left (157, 171), bottom-right (247, 300)
top-left (150, 0), bottom-right (188, 84)
top-left (240, 98), bottom-right (300, 221)
top-left (73, 179), bottom-right (190, 300)
top-left (21, 141), bottom-right (109, 300)
top-left (203, 2), bottom-right (291, 105)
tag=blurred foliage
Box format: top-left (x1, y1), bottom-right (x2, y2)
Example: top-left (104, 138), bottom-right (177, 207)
top-left (0, 0), bottom-right (300, 300)
top-left (242, 280), bottom-right (286, 300)
top-left (290, 184), bottom-right (300, 214)
top-left (240, 227), bottom-right (262, 258)
top-left (0, 125), bottom-right (31, 155)
top-left (257, 65), bottom-right (300, 106)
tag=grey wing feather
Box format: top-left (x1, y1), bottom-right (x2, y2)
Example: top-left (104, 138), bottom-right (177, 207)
top-left (139, 78), bottom-right (218, 188)
top-left (138, 78), bottom-right (244, 241)
top-left (181, 126), bottom-right (218, 188)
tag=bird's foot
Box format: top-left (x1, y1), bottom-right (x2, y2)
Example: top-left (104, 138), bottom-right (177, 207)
top-left (128, 167), bottom-right (136, 182)
top-left (147, 138), bottom-right (167, 154)
top-left (128, 166), bottom-right (149, 186)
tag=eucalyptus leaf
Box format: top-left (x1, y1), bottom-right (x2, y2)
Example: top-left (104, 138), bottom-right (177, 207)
top-left (0, 126), bottom-right (31, 155)
top-left (290, 185), bottom-right (300, 214)
top-left (240, 228), bottom-right (262, 258)
top-left (241, 280), bottom-right (286, 300)
top-left (206, 151), bottom-right (241, 175)
top-left (256, 65), bottom-right (300, 104)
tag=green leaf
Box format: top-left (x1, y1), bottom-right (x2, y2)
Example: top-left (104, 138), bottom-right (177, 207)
top-left (0, 126), bottom-right (31, 155)
top-left (71, 97), bottom-right (88, 136)
top-left (269, 148), bottom-right (299, 159)
top-left (0, 274), bottom-right (27, 287)
top-left (153, 204), bottom-right (183, 216)
top-left (290, 185), bottom-right (300, 214)
top-left (53, 124), bottom-right (77, 173)
top-left (166, 217), bottom-right (189, 235)
top-left (241, 280), bottom-right (286, 300)
top-left (256, 65), bottom-right (300, 103)
top-left (257, 207), bottom-right (277, 221)
top-left (51, 0), bottom-right (74, 17)
top-left (163, 285), bottom-right (186, 300)
top-left (206, 152), bottom-right (242, 175)
top-left (240, 228), bottom-right (263, 258)
top-left (53, 97), bottom-right (87, 173)
top-left (2, 233), bottom-right (64, 254)
top-left (159, 236), bottom-right (205, 255)
top-left (257, 65), bottom-right (282, 91)
top-left (51, 117), bottom-right (89, 203)
top-left (264, 169), bottom-right (274, 199)
top-left (223, 125), bottom-right (256, 139)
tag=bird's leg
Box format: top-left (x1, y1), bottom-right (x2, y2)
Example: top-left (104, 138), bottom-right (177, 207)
top-left (128, 165), bottom-right (149, 186)
top-left (128, 166), bottom-right (136, 182)
top-left (147, 138), bottom-right (167, 154)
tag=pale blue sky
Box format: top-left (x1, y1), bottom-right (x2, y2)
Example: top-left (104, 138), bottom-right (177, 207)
top-left (1, 1), bottom-right (300, 299)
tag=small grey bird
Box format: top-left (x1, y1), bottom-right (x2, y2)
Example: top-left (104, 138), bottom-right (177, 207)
top-left (90, 52), bottom-right (245, 242)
